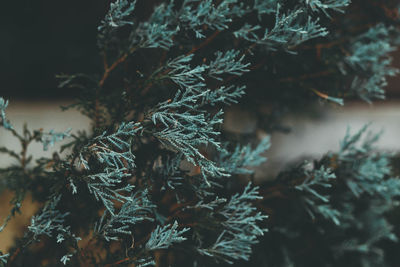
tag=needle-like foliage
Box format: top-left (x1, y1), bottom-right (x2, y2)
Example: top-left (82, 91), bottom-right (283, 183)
top-left (1, 0), bottom-right (400, 267)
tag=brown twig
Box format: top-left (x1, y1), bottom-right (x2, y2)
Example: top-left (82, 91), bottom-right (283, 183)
top-left (99, 46), bottom-right (138, 88)
top-left (99, 51), bottom-right (132, 88)
top-left (95, 47), bottom-right (137, 128)
top-left (104, 257), bottom-right (133, 267)
top-left (6, 248), bottom-right (20, 266)
top-left (6, 233), bottom-right (34, 267)
top-left (186, 30), bottom-right (221, 56)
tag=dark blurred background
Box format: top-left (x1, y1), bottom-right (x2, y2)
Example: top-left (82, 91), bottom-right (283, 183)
top-left (0, 0), bottom-right (109, 99)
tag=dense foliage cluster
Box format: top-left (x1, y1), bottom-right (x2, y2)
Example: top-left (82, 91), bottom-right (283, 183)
top-left (1, 0), bottom-right (400, 266)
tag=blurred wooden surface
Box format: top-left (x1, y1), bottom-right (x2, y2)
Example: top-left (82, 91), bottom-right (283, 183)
top-left (0, 192), bottom-right (37, 252)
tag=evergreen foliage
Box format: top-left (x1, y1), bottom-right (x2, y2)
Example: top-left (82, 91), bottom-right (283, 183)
top-left (1, 0), bottom-right (400, 266)
top-left (248, 126), bottom-right (400, 267)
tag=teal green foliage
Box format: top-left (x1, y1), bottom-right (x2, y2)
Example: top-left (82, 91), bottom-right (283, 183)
top-left (197, 183), bottom-right (268, 263)
top-left (0, 254), bottom-right (8, 265)
top-left (27, 196), bottom-right (82, 266)
top-left (1, 0), bottom-right (400, 266)
top-left (338, 126), bottom-right (396, 198)
top-left (0, 97), bottom-right (12, 130)
top-left (94, 189), bottom-right (154, 241)
top-left (254, 0), bottom-right (278, 18)
top-left (295, 165), bottom-right (340, 225)
top-left (165, 54), bottom-right (207, 90)
top-left (345, 24), bottom-right (399, 102)
top-left (60, 254), bottom-right (73, 265)
top-left (78, 122), bottom-right (142, 214)
top-left (203, 85), bottom-right (246, 106)
top-left (305, 0), bottom-right (351, 16)
top-left (207, 50), bottom-right (250, 80)
top-left (179, 0), bottom-right (247, 38)
top-left (81, 122), bottom-right (142, 170)
top-left (146, 221), bottom-right (189, 250)
top-left (97, 0), bottom-right (137, 50)
top-left (234, 8), bottom-right (329, 52)
top-left (247, 126), bottom-right (400, 267)
top-left (41, 128), bottom-right (72, 151)
top-left (218, 136), bottom-right (271, 175)
top-left (28, 195), bottom-right (69, 239)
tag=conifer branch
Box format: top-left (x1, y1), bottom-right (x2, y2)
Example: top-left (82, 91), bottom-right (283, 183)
top-left (2, 1), bottom-right (400, 266)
